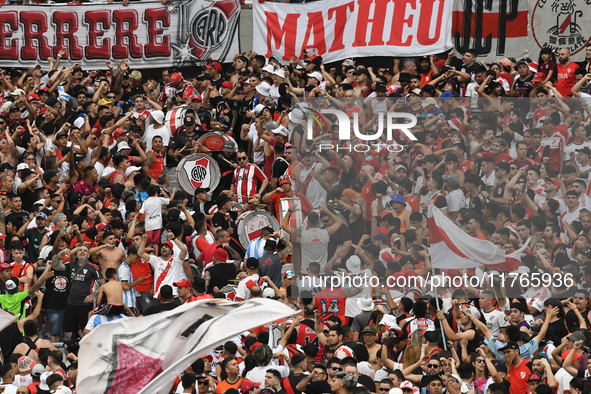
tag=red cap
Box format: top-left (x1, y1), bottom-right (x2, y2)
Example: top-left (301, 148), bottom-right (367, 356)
top-left (240, 380), bottom-right (257, 393)
top-left (0, 233), bottom-right (6, 240)
top-left (213, 248), bottom-right (228, 262)
top-left (162, 241), bottom-right (174, 251)
top-left (221, 81), bottom-right (233, 89)
top-left (40, 87), bottom-right (50, 92)
top-left (379, 148), bottom-right (390, 156)
top-left (206, 61), bottom-right (222, 73)
top-left (532, 72), bottom-right (544, 83)
top-left (562, 349), bottom-right (583, 361)
top-left (528, 373), bottom-right (542, 382)
top-left (201, 355), bottom-right (213, 362)
top-left (96, 223), bottom-right (108, 232)
top-left (112, 128), bottom-right (127, 139)
top-left (363, 158), bottom-right (379, 170)
top-left (171, 72), bottom-right (183, 84)
top-left (27, 93), bottom-right (40, 103)
top-left (0, 262), bottom-right (10, 271)
top-left (173, 279), bottom-right (192, 289)
top-left (191, 93), bottom-right (202, 102)
top-left (548, 178), bottom-right (560, 187)
top-left (249, 342), bottom-right (263, 353)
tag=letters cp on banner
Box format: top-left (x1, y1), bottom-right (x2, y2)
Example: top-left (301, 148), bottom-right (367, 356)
top-left (252, 0), bottom-right (454, 64)
top-left (0, 0), bottom-right (240, 69)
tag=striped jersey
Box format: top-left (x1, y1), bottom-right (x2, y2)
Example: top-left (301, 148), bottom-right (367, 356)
top-left (85, 313), bottom-right (126, 332)
top-left (118, 262), bottom-right (136, 308)
top-left (233, 164), bottom-right (267, 203)
top-left (245, 239), bottom-right (266, 259)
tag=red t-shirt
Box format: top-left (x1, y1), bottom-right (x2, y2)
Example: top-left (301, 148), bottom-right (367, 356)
top-left (130, 258), bottom-right (154, 293)
top-left (481, 152), bottom-right (512, 164)
top-left (508, 359), bottom-right (531, 394)
top-left (556, 62), bottom-right (578, 97)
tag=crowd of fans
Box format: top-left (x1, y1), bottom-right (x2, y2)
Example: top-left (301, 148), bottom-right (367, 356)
top-left (0, 43), bottom-right (589, 394)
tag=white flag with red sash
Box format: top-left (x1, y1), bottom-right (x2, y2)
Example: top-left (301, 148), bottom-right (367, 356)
top-left (427, 204), bottom-right (528, 271)
top-left (77, 299), bottom-right (297, 394)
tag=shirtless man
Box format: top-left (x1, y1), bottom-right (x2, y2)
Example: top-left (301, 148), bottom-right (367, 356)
top-left (13, 319), bottom-right (58, 362)
top-left (94, 268), bottom-right (134, 316)
top-left (360, 326), bottom-right (382, 371)
top-left (91, 231), bottom-right (126, 276)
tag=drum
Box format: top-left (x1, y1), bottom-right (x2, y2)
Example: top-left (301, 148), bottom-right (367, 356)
top-left (176, 153), bottom-right (221, 195)
top-left (197, 132), bottom-right (238, 153)
top-left (236, 210), bottom-right (280, 249)
top-left (165, 104), bottom-right (191, 136)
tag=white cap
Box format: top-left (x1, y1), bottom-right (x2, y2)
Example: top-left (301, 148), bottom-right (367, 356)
top-left (389, 389), bottom-right (404, 394)
top-left (10, 88), bottom-right (25, 96)
top-left (117, 141), bottom-right (131, 152)
top-left (357, 361), bottom-right (375, 380)
top-left (308, 71), bottom-right (323, 82)
top-left (273, 69), bottom-right (285, 79)
top-left (273, 126), bottom-right (288, 137)
top-left (422, 97), bottom-right (437, 107)
top-left (262, 287), bottom-right (276, 298)
top-left (289, 108), bottom-right (304, 123)
top-left (125, 166), bottom-right (142, 177)
top-left (254, 104), bottom-right (266, 115)
top-left (346, 255), bottom-right (361, 274)
top-left (151, 110), bottom-right (165, 124)
top-left (255, 82), bottom-right (271, 97)
top-left (16, 163), bottom-right (29, 171)
top-left (357, 297), bottom-right (374, 312)
top-left (73, 117), bottom-right (85, 129)
top-left (40, 371), bottom-right (52, 390)
top-left (262, 64), bottom-right (275, 73)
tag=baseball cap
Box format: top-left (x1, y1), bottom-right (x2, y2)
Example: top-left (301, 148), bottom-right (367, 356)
top-left (283, 271), bottom-right (295, 279)
top-left (374, 82), bottom-right (387, 92)
top-left (263, 287), bottom-right (276, 298)
top-left (117, 141), bottom-right (131, 152)
top-left (241, 380), bottom-right (257, 394)
top-left (171, 72), bottom-right (183, 84)
top-left (532, 72), bottom-right (544, 83)
top-left (0, 262), bottom-right (11, 271)
top-left (195, 187), bottom-right (210, 195)
top-left (206, 61), bottom-right (222, 73)
top-left (173, 279), bottom-right (192, 289)
top-left (360, 325), bottom-right (378, 334)
top-left (442, 174), bottom-right (460, 188)
top-left (125, 166), bottom-right (141, 177)
top-left (221, 81), bottom-right (233, 89)
top-left (499, 341), bottom-right (519, 352)
top-left (308, 71), bottom-right (323, 82)
top-left (5, 277), bottom-right (19, 294)
top-left (36, 212), bottom-right (47, 220)
top-left (184, 116), bottom-right (196, 126)
top-left (400, 381), bottom-right (414, 390)
top-left (528, 373), bottom-right (542, 382)
top-left (31, 363), bottom-right (45, 377)
top-left (422, 97), bottom-right (437, 107)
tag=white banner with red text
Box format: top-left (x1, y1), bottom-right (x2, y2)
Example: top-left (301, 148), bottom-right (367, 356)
top-left (252, 0), bottom-right (454, 64)
top-left (0, 0), bottom-right (240, 69)
top-left (452, 0), bottom-right (529, 62)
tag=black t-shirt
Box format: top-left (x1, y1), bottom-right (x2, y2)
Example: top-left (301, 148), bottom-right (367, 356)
top-left (66, 261), bottom-right (101, 306)
top-left (258, 252), bottom-right (282, 289)
top-left (205, 263), bottom-right (237, 294)
top-left (513, 75), bottom-right (534, 97)
top-left (19, 188), bottom-right (37, 210)
top-left (44, 264), bottom-right (71, 310)
top-left (466, 192), bottom-right (486, 215)
top-left (283, 373), bottom-right (308, 394)
top-left (143, 299), bottom-right (181, 315)
top-left (0, 278), bottom-right (6, 295)
top-left (212, 211), bottom-right (233, 230)
top-left (303, 380), bottom-right (332, 394)
top-left (493, 179), bottom-right (508, 198)
top-left (328, 225), bottom-right (351, 259)
top-left (271, 157), bottom-right (289, 180)
top-left (210, 96), bottom-right (237, 130)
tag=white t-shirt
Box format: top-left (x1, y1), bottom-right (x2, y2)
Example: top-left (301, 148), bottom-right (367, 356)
top-left (149, 254), bottom-right (184, 298)
top-left (139, 196), bottom-right (170, 231)
top-left (555, 368), bottom-right (573, 394)
top-left (248, 124), bottom-right (265, 164)
top-left (235, 274), bottom-right (267, 301)
top-left (143, 124), bottom-right (171, 152)
top-left (446, 189), bottom-right (466, 214)
top-left (245, 365), bottom-right (289, 388)
top-left (13, 373), bottom-right (32, 387)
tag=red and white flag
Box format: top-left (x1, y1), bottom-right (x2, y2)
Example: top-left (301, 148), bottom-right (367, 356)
top-left (77, 299), bottom-right (297, 394)
top-left (0, 308), bottom-right (15, 332)
top-left (427, 205), bottom-right (527, 271)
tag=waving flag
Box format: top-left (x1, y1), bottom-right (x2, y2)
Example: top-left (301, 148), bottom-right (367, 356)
top-left (427, 205), bottom-right (526, 271)
top-left (77, 299), bottom-right (297, 394)
top-left (0, 309), bottom-right (15, 332)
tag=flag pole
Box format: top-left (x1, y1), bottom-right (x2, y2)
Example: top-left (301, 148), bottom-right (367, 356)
top-left (432, 266), bottom-right (447, 351)
top-left (428, 204), bottom-right (447, 351)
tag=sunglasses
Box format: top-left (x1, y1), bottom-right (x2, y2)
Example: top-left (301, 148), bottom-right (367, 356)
top-left (107, 96), bottom-right (116, 99)
top-left (0, 122), bottom-right (5, 125)
top-left (379, 389), bottom-right (390, 392)
top-left (198, 381), bottom-right (208, 385)
top-left (475, 359), bottom-right (485, 363)
top-left (427, 364), bottom-right (440, 368)
top-left (331, 367), bottom-right (343, 371)
top-left (237, 157), bottom-right (248, 161)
